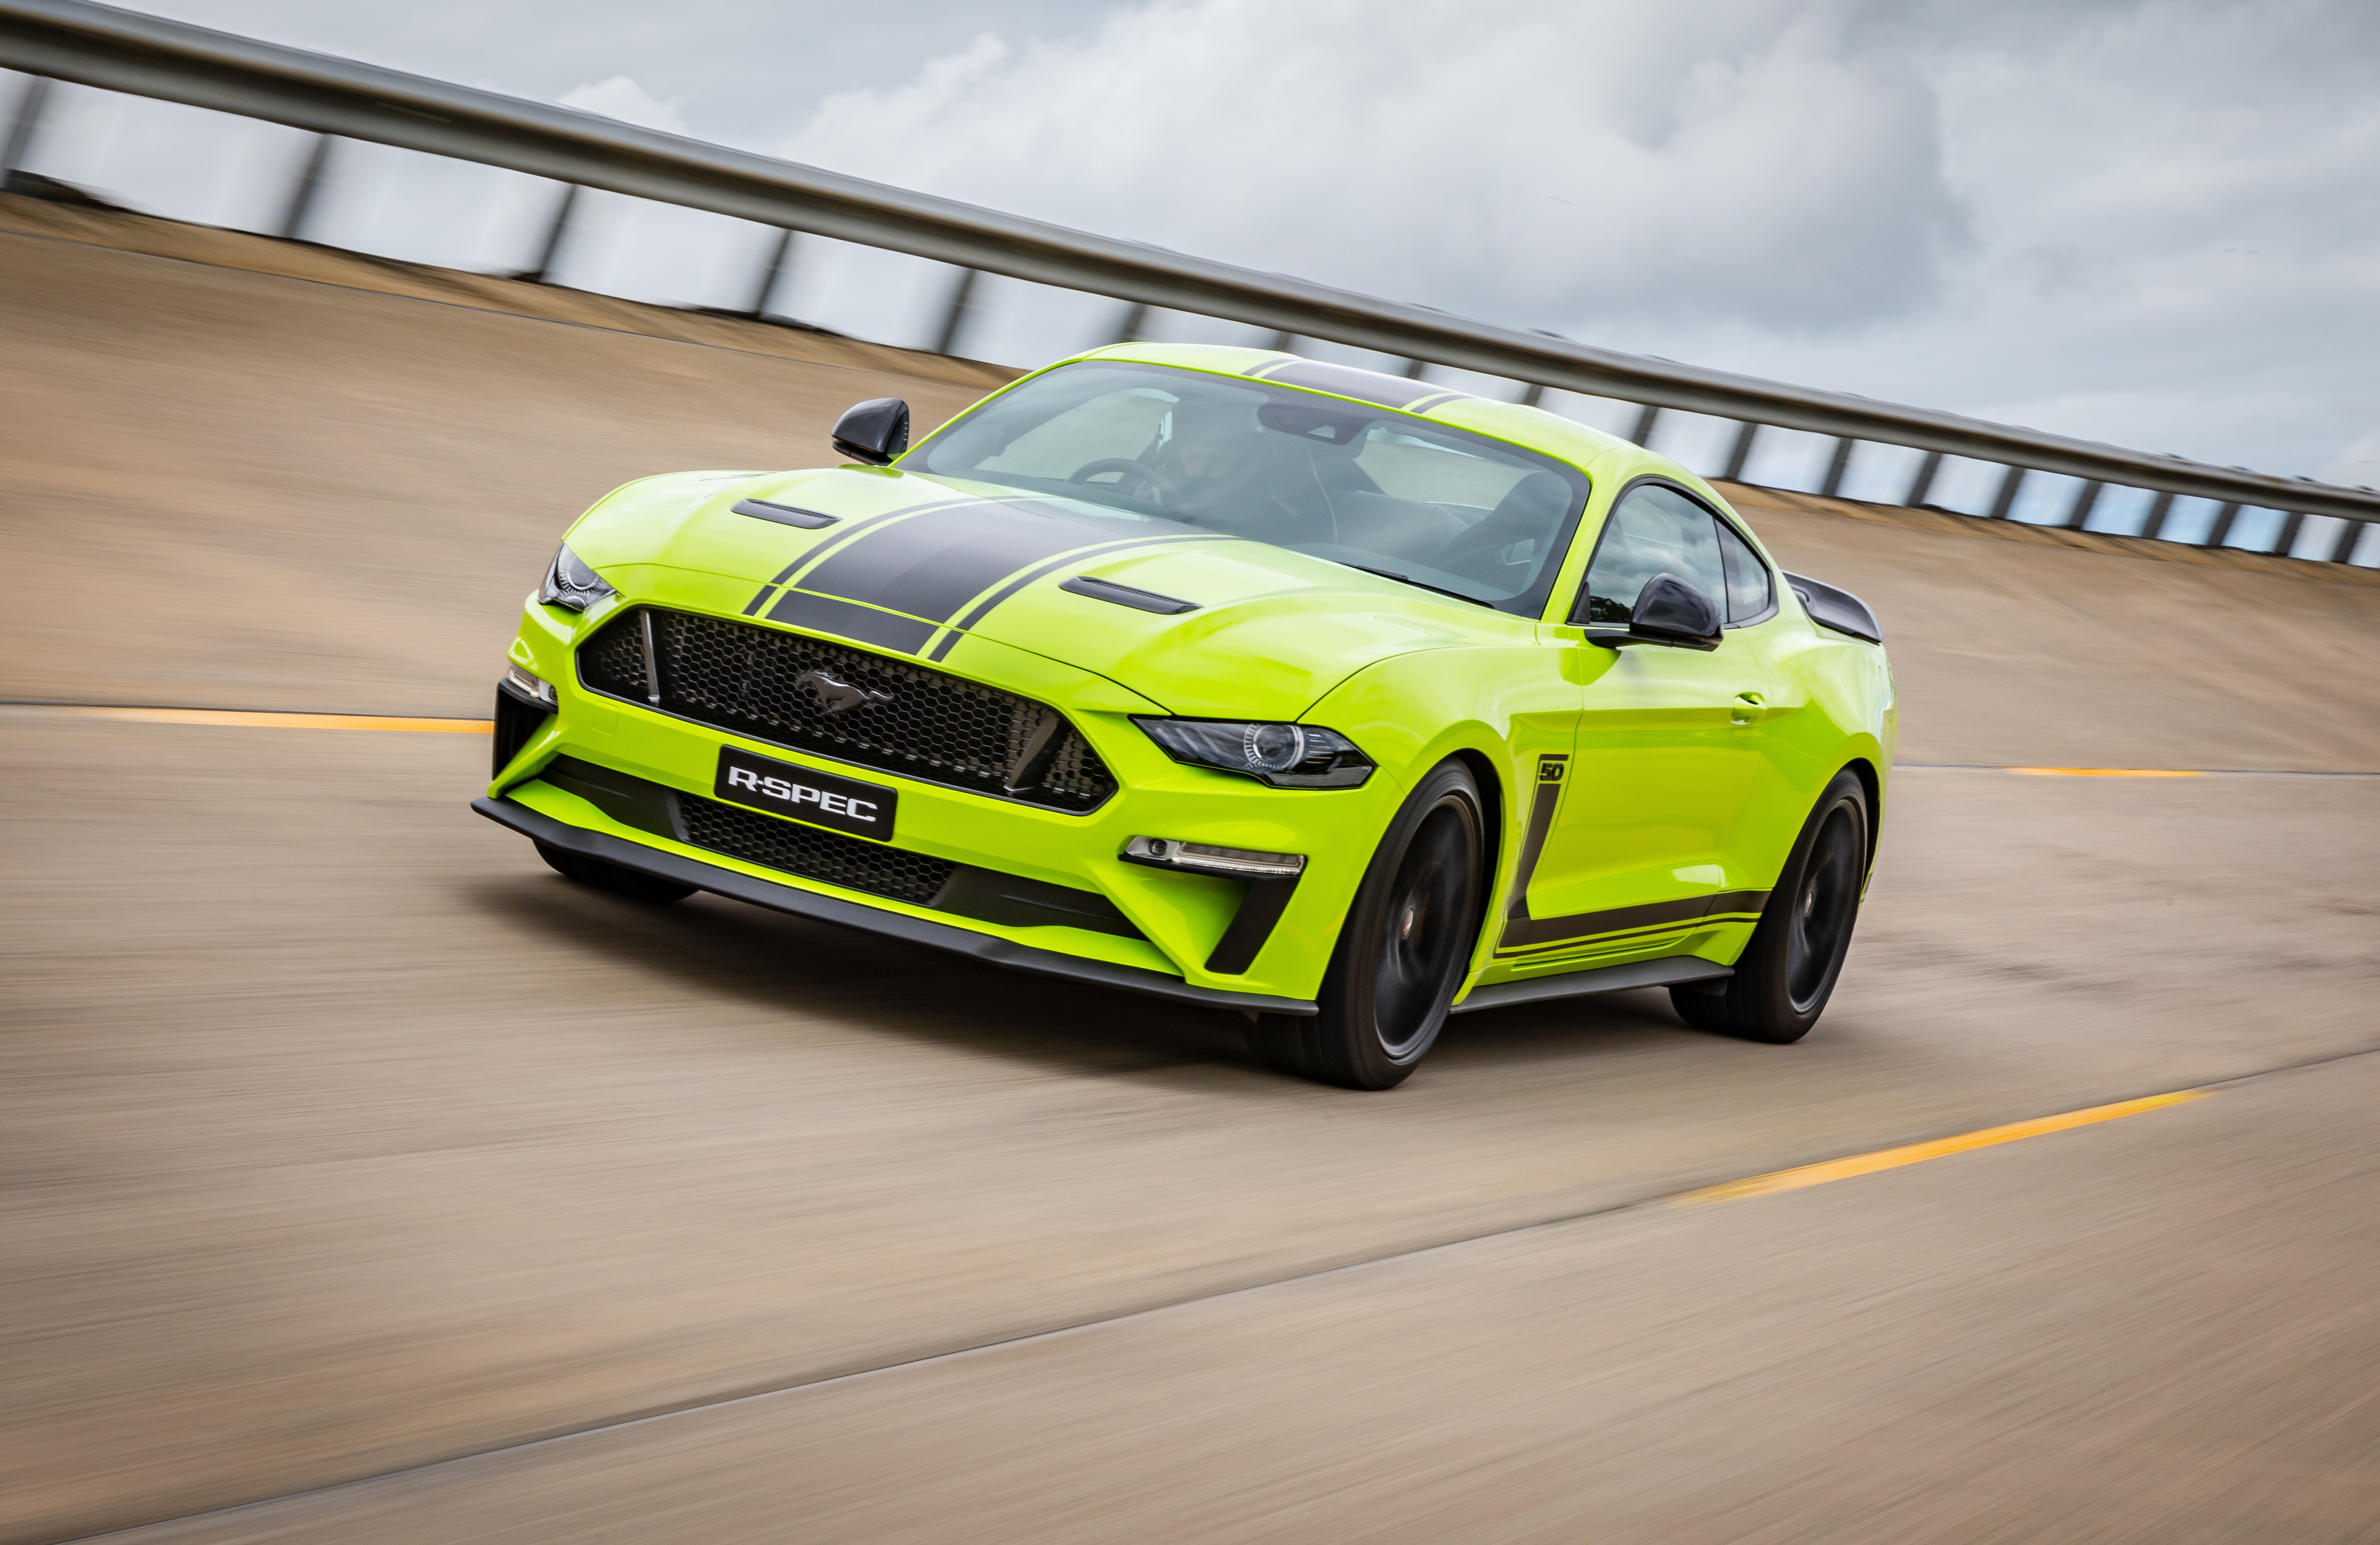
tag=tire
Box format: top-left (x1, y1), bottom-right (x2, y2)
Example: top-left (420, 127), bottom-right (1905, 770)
top-left (1670, 769), bottom-right (1869, 1044)
top-left (1247, 760), bottom-right (1486, 1090)
top-left (535, 839), bottom-right (698, 904)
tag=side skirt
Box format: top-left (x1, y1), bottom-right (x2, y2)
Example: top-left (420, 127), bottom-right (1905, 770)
top-left (472, 796), bottom-right (1317, 1017)
top-left (1449, 956), bottom-right (1731, 1016)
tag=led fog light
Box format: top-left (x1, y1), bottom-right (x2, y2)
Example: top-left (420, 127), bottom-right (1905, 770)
top-left (501, 663), bottom-right (556, 708)
top-left (1123, 836), bottom-right (1306, 880)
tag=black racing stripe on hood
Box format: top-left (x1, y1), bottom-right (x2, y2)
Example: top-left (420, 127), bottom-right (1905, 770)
top-left (920, 533), bottom-right (1228, 662)
top-left (764, 591), bottom-right (938, 654)
top-left (736, 495), bottom-right (984, 616)
top-left (741, 555), bottom-right (810, 616)
top-left (791, 499), bottom-right (1194, 629)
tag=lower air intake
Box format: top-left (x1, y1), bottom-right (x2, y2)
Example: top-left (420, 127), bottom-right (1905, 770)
top-left (679, 793), bottom-right (954, 906)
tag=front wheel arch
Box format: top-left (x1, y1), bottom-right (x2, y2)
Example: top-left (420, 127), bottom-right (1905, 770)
top-left (1247, 757), bottom-right (1488, 1089)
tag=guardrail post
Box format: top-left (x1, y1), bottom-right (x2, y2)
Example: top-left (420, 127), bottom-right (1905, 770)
top-left (1721, 421), bottom-right (1760, 483)
top-left (2271, 510), bottom-right (2306, 558)
top-left (1516, 383), bottom-right (1547, 408)
top-left (1818, 437), bottom-right (1856, 499)
top-left (522, 182), bottom-right (578, 283)
top-left (1901, 450), bottom-right (1943, 507)
top-left (277, 132), bottom-right (333, 241)
top-left (1398, 357), bottom-right (1428, 380)
top-left (2139, 491), bottom-right (2177, 540)
top-left (2057, 480), bottom-right (2102, 529)
top-left (746, 227), bottom-right (795, 318)
top-left (2332, 519), bottom-right (2372, 563)
top-left (1262, 331), bottom-right (1297, 353)
top-left (2, 74), bottom-right (49, 185)
top-left (1108, 301), bottom-right (1148, 346)
top-left (1628, 404), bottom-right (1661, 447)
top-left (1985, 464), bottom-right (2028, 520)
top-left (933, 267), bottom-right (978, 357)
top-left (2203, 502), bottom-right (2243, 548)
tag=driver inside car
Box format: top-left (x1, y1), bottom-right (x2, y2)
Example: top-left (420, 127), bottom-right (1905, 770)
top-left (1149, 396), bottom-right (1354, 542)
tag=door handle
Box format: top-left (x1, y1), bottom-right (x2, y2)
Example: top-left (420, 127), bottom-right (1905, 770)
top-left (1730, 692), bottom-right (1766, 726)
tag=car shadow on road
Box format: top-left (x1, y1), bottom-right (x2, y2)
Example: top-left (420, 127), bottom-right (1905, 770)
top-left (464, 872), bottom-right (1727, 1092)
top-left (1431, 990), bottom-right (1701, 1068)
top-left (461, 874), bottom-right (1263, 1084)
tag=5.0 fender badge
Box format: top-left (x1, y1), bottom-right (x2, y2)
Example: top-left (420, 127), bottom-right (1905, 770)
top-left (795, 669), bottom-right (895, 717)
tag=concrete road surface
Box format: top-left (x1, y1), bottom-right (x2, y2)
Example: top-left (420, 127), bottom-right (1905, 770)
top-left (4, 200), bottom-right (2378, 1543)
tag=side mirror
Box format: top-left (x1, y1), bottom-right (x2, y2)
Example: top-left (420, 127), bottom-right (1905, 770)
top-left (832, 397), bottom-right (910, 465)
top-left (1627, 573), bottom-right (1722, 648)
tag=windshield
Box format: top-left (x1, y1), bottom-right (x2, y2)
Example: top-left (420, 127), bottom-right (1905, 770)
top-left (911, 362), bottom-right (1589, 615)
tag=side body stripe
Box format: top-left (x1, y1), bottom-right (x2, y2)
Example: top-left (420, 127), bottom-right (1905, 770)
top-left (1498, 754), bottom-right (1570, 935)
top-left (1494, 750), bottom-right (1771, 954)
top-left (1499, 891), bottom-right (1772, 954)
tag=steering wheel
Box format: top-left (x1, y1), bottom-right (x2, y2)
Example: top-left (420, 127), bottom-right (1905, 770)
top-left (1067, 457), bottom-right (1164, 504)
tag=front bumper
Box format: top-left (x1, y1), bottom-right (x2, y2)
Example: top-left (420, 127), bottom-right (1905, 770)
top-left (488, 586), bottom-right (1400, 1008)
top-left (473, 794), bottom-right (1314, 1015)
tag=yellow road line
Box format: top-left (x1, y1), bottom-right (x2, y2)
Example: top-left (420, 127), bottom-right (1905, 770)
top-left (17, 704), bottom-right (492, 733)
top-left (2006, 766), bottom-right (2204, 778)
top-left (1672, 1090), bottom-right (2209, 1206)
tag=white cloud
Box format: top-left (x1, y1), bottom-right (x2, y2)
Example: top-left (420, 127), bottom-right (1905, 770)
top-left (785, 0), bottom-right (1966, 333)
top-left (558, 76), bottom-right (688, 136)
top-left (778, 0), bottom-right (2380, 481)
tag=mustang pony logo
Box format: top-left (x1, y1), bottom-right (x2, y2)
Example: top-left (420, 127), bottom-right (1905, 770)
top-left (795, 669), bottom-right (896, 717)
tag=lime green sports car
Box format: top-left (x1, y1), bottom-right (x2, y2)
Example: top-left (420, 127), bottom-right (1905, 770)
top-left (476, 343), bottom-right (1894, 1088)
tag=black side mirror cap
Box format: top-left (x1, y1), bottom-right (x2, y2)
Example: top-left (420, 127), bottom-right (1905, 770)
top-left (1781, 572), bottom-right (1883, 643)
top-left (1601, 571), bottom-right (1722, 649)
top-left (832, 397), bottom-right (910, 465)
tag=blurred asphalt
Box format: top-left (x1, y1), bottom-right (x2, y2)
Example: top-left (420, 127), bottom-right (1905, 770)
top-left (4, 198), bottom-right (2378, 1544)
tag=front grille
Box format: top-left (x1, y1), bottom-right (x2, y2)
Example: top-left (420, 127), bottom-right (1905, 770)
top-left (579, 607), bottom-right (1116, 811)
top-left (679, 793), bottom-right (955, 906)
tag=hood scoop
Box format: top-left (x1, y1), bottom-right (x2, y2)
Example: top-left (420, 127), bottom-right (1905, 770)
top-left (731, 498), bottom-right (838, 530)
top-left (1058, 576), bottom-right (1200, 615)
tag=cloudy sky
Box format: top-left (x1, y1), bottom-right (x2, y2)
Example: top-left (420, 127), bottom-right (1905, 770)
top-left (13, 0), bottom-right (2379, 507)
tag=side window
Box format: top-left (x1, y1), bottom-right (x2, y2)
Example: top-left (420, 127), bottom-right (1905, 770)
top-left (1574, 484), bottom-right (1725, 628)
top-left (1713, 518), bottom-right (1776, 624)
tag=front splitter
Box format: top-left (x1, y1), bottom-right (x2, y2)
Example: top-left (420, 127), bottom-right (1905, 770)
top-left (473, 795), bottom-right (1319, 1017)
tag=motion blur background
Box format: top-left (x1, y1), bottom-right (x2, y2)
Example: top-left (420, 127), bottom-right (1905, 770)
top-left (4, 2), bottom-right (2379, 1542)
top-left (13, 0), bottom-right (2380, 484)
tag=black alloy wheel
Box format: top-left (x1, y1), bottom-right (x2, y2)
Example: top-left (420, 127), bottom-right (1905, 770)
top-left (1247, 760), bottom-right (1486, 1090)
top-left (1670, 769), bottom-right (1870, 1044)
top-left (535, 839), bottom-right (698, 903)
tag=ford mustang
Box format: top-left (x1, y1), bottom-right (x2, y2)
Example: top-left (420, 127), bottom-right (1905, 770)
top-left (476, 343), bottom-right (1893, 1088)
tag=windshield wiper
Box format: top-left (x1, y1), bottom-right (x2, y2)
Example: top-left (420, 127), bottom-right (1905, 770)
top-left (1341, 563), bottom-right (1494, 608)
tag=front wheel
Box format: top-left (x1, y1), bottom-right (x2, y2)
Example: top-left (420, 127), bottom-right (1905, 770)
top-left (1247, 760), bottom-right (1485, 1090)
top-left (1670, 769), bottom-right (1869, 1043)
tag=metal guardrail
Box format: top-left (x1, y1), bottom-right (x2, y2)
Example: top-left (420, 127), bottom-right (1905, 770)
top-left (2, 0), bottom-right (2375, 561)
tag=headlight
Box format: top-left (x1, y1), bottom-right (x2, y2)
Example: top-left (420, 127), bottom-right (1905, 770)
top-left (539, 544), bottom-right (616, 612)
top-left (1132, 717), bottom-right (1375, 788)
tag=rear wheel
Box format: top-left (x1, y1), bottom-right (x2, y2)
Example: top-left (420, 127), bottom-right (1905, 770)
top-left (1247, 760), bottom-right (1485, 1090)
top-left (1670, 770), bottom-right (1868, 1043)
top-left (535, 839), bottom-right (697, 904)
